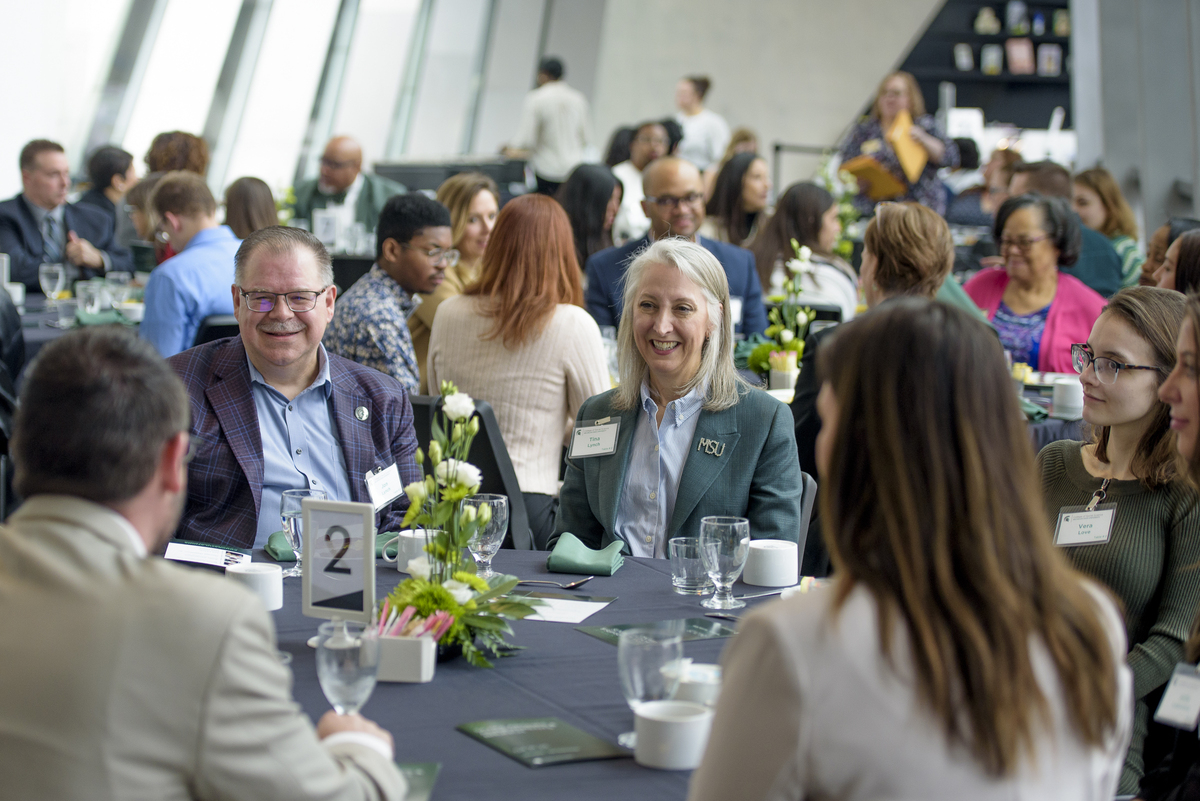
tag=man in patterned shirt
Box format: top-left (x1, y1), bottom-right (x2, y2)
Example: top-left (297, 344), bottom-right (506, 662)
top-left (324, 194), bottom-right (455, 391)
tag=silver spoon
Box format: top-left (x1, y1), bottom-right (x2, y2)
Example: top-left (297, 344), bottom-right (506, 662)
top-left (517, 576), bottom-right (595, 589)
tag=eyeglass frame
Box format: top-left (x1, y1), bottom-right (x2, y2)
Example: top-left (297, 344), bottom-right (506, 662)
top-left (1070, 343), bottom-right (1164, 385)
top-left (644, 192), bottom-right (705, 211)
top-left (998, 234), bottom-right (1051, 252)
top-left (400, 242), bottom-right (460, 267)
top-left (237, 286), bottom-right (331, 313)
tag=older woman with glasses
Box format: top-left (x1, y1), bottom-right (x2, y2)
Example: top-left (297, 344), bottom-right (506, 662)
top-left (553, 238), bottom-right (802, 556)
top-left (965, 194), bottom-right (1107, 372)
top-left (1037, 286), bottom-right (1200, 794)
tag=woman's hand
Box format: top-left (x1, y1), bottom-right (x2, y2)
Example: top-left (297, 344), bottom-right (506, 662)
top-left (908, 126), bottom-right (946, 164)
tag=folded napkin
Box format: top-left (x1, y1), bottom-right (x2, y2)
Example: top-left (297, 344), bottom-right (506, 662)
top-left (376, 533), bottom-right (398, 560)
top-left (1020, 395), bottom-right (1048, 422)
top-left (547, 532), bottom-right (624, 576)
top-left (76, 309), bottom-right (135, 327)
top-left (265, 531), bottom-right (295, 562)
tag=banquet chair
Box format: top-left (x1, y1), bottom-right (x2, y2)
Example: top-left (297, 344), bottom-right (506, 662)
top-left (409, 395), bottom-right (534, 550)
top-left (797, 471), bottom-right (817, 575)
top-left (192, 314), bottom-right (240, 347)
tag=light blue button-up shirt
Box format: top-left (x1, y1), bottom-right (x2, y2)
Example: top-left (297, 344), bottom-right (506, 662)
top-left (613, 381), bottom-right (705, 558)
top-left (248, 345), bottom-right (353, 547)
top-left (141, 225), bottom-right (240, 356)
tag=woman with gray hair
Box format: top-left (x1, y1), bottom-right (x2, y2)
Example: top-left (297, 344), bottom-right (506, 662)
top-left (552, 238), bottom-right (803, 556)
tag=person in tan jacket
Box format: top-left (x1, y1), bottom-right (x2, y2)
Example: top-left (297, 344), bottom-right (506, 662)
top-left (0, 326), bottom-right (406, 801)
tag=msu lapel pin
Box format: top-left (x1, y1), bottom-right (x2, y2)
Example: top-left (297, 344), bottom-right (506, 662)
top-left (697, 437), bottom-right (725, 457)
top-left (355, 406), bottom-right (370, 421)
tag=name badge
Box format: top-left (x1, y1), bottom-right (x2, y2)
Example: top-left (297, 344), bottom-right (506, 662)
top-left (1155, 663), bottom-right (1200, 730)
top-left (569, 418), bottom-right (620, 459)
top-left (729, 296), bottom-right (744, 326)
top-left (1053, 504), bottom-right (1116, 547)
top-left (365, 463), bottom-right (404, 511)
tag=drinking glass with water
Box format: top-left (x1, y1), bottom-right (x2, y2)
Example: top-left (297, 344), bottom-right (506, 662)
top-left (280, 488), bottom-right (326, 577)
top-left (315, 620), bottom-right (380, 715)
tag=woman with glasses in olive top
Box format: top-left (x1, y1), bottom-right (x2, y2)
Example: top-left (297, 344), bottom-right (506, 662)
top-left (1037, 286), bottom-right (1200, 795)
top-left (965, 194), bottom-right (1107, 372)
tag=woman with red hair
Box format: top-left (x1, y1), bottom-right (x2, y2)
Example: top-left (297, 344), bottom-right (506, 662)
top-left (427, 194), bottom-right (610, 547)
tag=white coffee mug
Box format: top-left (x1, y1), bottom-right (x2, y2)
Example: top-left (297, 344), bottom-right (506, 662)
top-left (673, 663), bottom-right (722, 707)
top-left (1051, 377), bottom-right (1084, 420)
top-left (634, 700), bottom-right (713, 770)
top-left (742, 539), bottom-right (799, 587)
top-left (225, 562), bottom-right (283, 611)
top-left (381, 529), bottom-right (435, 572)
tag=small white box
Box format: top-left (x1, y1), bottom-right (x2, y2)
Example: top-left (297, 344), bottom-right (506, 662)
top-left (377, 635), bottom-right (436, 683)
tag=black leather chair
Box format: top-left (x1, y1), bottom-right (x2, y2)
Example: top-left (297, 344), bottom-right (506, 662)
top-left (409, 395), bottom-right (534, 550)
top-left (192, 314), bottom-right (240, 347)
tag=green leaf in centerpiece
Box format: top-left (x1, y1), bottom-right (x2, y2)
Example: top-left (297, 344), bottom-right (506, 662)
top-left (472, 576), bottom-right (519, 604)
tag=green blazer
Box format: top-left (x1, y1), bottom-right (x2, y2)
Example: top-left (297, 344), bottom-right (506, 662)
top-left (552, 385), bottom-right (804, 552)
top-left (290, 172), bottom-right (407, 232)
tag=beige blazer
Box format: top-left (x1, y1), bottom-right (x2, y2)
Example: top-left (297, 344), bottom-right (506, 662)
top-left (0, 495), bottom-right (406, 801)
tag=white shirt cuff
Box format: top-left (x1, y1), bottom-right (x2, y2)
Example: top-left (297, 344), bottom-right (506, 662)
top-left (323, 731), bottom-right (394, 760)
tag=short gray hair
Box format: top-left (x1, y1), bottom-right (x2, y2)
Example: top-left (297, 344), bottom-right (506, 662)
top-left (613, 238), bottom-right (748, 411)
top-left (234, 226), bottom-right (334, 287)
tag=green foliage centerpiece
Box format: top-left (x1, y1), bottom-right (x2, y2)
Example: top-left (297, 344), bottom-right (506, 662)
top-left (385, 381), bottom-right (537, 667)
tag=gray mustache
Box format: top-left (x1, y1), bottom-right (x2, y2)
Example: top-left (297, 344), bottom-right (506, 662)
top-left (258, 321), bottom-right (305, 334)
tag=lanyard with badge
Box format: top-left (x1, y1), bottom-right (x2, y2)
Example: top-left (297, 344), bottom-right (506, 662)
top-left (1053, 478), bottom-right (1117, 547)
top-left (1155, 663), bottom-right (1200, 736)
top-left (569, 417), bottom-right (621, 459)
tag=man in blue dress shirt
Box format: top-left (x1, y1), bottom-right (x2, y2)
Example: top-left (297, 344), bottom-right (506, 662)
top-left (584, 156), bottom-right (768, 337)
top-left (140, 172), bottom-right (240, 356)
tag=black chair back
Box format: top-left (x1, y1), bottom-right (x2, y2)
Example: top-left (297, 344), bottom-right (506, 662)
top-left (409, 395), bottom-right (534, 550)
top-left (193, 315), bottom-right (240, 347)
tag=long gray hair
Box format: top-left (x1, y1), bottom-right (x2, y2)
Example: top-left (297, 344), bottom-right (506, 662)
top-left (612, 238), bottom-right (748, 411)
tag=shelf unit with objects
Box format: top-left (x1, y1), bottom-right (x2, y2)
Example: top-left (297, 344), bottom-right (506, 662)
top-left (898, 0), bottom-right (1072, 129)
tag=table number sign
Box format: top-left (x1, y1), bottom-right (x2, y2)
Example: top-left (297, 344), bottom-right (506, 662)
top-left (302, 499), bottom-right (376, 625)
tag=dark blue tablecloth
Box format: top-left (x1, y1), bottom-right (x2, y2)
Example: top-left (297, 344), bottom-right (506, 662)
top-left (270, 550), bottom-right (773, 800)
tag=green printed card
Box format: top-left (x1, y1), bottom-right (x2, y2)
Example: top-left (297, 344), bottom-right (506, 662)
top-left (457, 717), bottom-right (628, 767)
top-left (575, 617), bottom-right (737, 646)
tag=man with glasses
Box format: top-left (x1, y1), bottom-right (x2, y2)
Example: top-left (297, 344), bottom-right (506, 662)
top-left (169, 226), bottom-right (421, 549)
top-left (611, 120), bottom-right (671, 245)
top-left (585, 156), bottom-right (768, 336)
top-left (324, 194), bottom-right (454, 392)
top-left (287, 135), bottom-right (406, 232)
top-left (141, 171), bottom-right (240, 356)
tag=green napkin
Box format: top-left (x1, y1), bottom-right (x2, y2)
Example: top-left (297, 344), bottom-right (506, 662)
top-left (76, 309), bottom-right (135, 327)
top-left (1020, 395), bottom-right (1049, 422)
top-left (376, 533), bottom-right (399, 559)
top-left (265, 531), bottom-right (295, 562)
top-left (547, 532), bottom-right (624, 576)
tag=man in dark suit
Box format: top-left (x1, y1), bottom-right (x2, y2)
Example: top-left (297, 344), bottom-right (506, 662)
top-left (584, 156), bottom-right (769, 336)
top-left (0, 139), bottom-right (134, 291)
top-left (169, 226), bottom-right (421, 550)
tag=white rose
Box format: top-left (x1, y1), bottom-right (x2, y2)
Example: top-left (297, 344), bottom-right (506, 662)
top-left (434, 459), bottom-right (483, 489)
top-left (443, 579), bottom-right (474, 604)
top-left (795, 310), bottom-right (809, 328)
top-left (779, 329), bottom-right (795, 344)
top-left (443, 392), bottom-right (476, 421)
top-left (403, 481), bottom-right (427, 506)
top-left (785, 258), bottom-right (804, 275)
top-left (798, 245), bottom-right (812, 262)
top-left (406, 555), bottom-right (432, 580)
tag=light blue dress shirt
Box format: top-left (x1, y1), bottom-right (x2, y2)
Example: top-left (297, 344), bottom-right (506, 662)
top-left (141, 225), bottom-right (240, 356)
top-left (613, 381), bottom-right (705, 558)
top-left (248, 345), bottom-right (353, 548)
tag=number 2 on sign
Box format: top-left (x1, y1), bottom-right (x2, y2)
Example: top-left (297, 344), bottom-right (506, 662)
top-left (324, 525), bottom-right (352, 575)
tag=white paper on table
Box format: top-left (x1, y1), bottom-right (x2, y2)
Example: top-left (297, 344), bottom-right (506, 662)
top-left (164, 542), bottom-right (252, 569)
top-left (516, 591), bottom-right (616, 624)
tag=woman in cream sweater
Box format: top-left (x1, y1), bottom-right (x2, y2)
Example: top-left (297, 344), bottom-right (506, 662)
top-left (427, 194), bottom-right (609, 548)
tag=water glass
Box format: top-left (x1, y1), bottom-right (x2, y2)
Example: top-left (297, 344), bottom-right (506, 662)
top-left (669, 537), bottom-right (713, 595)
top-left (76, 282), bottom-right (102, 314)
top-left (617, 622), bottom-right (684, 748)
top-left (54, 299), bottom-right (78, 329)
top-left (38, 263), bottom-right (64, 298)
top-left (280, 488), bottom-right (327, 578)
top-left (106, 272), bottom-right (133, 305)
top-left (699, 516), bottom-right (751, 610)
top-left (315, 620), bottom-right (380, 715)
top-left (466, 494), bottom-right (508, 580)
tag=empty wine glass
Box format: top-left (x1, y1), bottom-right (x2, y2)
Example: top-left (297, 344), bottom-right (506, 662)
top-left (280, 488), bottom-right (326, 578)
top-left (315, 620), bottom-right (380, 715)
top-left (38, 263), bottom-right (64, 299)
top-left (616, 622), bottom-right (684, 748)
top-left (699, 516), bottom-right (751, 610)
top-left (466, 494), bottom-right (507, 580)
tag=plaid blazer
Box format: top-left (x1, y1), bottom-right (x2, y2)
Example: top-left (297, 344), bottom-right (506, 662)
top-left (169, 337), bottom-right (422, 549)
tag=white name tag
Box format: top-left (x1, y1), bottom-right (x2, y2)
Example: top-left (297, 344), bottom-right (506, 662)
top-left (365, 463), bottom-right (404, 511)
top-left (569, 419), bottom-right (620, 459)
top-left (730, 296), bottom-right (744, 326)
top-left (1053, 504), bottom-right (1116, 547)
top-left (1155, 663), bottom-right (1200, 730)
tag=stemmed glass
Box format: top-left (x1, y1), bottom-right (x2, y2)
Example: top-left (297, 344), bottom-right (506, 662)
top-left (699, 516), bottom-right (751, 610)
top-left (466, 494), bottom-right (508, 580)
top-left (616, 623), bottom-right (684, 748)
top-left (38, 263), bottom-right (64, 299)
top-left (315, 620), bottom-right (380, 715)
top-left (106, 271), bottom-right (133, 305)
top-left (280, 488), bottom-right (326, 577)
